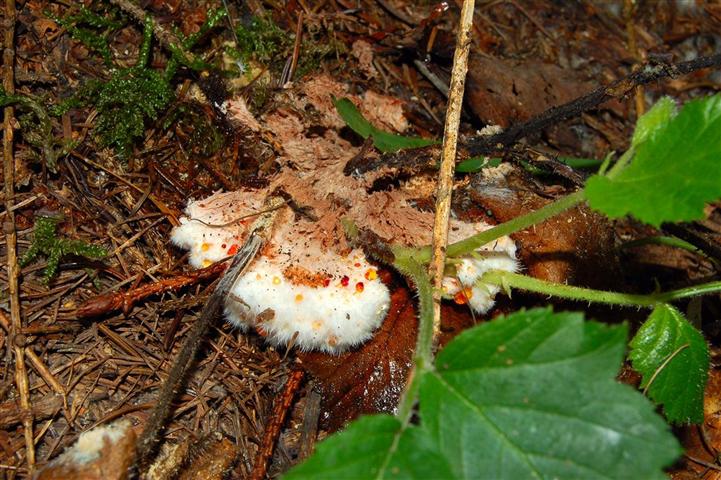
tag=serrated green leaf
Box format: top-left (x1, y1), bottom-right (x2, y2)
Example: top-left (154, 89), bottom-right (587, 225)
top-left (285, 308), bottom-right (681, 479)
top-left (334, 97), bottom-right (438, 153)
top-left (631, 96), bottom-right (676, 147)
top-left (629, 303), bottom-right (709, 424)
top-left (585, 95), bottom-right (721, 226)
top-left (283, 415), bottom-right (454, 479)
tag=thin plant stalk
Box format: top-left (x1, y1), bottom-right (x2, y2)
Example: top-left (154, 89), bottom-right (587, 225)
top-left (428, 0), bottom-right (476, 344)
top-left (482, 270), bottom-right (721, 307)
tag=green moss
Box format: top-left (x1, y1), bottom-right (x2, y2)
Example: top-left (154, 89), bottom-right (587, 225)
top-left (48, 5), bottom-right (123, 66)
top-left (164, 8), bottom-right (227, 79)
top-left (235, 15), bottom-right (291, 65)
top-left (49, 9), bottom-right (226, 160)
top-left (96, 69), bottom-right (173, 158)
top-left (0, 87), bottom-right (60, 171)
top-left (21, 216), bottom-right (107, 284)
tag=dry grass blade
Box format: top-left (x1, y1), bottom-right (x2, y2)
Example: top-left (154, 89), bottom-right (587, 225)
top-left (428, 0), bottom-right (476, 345)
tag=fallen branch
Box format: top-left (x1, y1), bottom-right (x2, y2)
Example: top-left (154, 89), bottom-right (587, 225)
top-left (250, 369), bottom-right (305, 480)
top-left (75, 261), bottom-right (227, 318)
top-left (466, 53), bottom-right (721, 155)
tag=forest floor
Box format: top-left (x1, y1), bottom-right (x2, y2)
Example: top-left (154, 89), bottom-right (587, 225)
top-left (1, 0), bottom-right (721, 478)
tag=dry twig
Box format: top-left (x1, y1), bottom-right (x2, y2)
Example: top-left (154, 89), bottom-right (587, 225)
top-left (2, 0), bottom-right (35, 471)
top-left (249, 369), bottom-right (305, 480)
top-left (467, 53), bottom-right (721, 155)
top-left (76, 261), bottom-right (227, 318)
top-left (428, 0), bottom-right (476, 344)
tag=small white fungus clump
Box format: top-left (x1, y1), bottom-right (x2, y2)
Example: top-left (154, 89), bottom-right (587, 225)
top-left (441, 235), bottom-right (518, 313)
top-left (172, 191), bottom-right (390, 353)
top-left (171, 191), bottom-right (517, 353)
top-left (55, 420), bottom-right (131, 465)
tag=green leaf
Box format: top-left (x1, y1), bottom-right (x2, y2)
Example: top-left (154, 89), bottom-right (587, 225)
top-left (557, 156), bottom-right (603, 170)
top-left (285, 308), bottom-right (681, 479)
top-left (629, 303), bottom-right (709, 424)
top-left (585, 95), bottom-right (721, 226)
top-left (334, 97), bottom-right (438, 153)
top-left (631, 96), bottom-right (676, 147)
top-left (283, 415), bottom-right (454, 479)
top-left (456, 156), bottom-right (501, 173)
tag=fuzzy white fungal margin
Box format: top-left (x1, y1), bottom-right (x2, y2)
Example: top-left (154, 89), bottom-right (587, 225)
top-left (56, 420), bottom-right (131, 465)
top-left (171, 191), bottom-right (391, 353)
top-left (441, 233), bottom-right (518, 313)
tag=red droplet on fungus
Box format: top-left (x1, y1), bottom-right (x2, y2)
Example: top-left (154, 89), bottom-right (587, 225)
top-left (356, 282), bottom-right (364, 293)
top-left (340, 275), bottom-right (350, 287)
top-left (227, 244), bottom-right (239, 255)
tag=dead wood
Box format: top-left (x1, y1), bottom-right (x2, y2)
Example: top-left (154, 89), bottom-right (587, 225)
top-left (75, 261), bottom-right (227, 318)
top-left (466, 53), bottom-right (721, 155)
top-left (249, 369), bottom-right (304, 480)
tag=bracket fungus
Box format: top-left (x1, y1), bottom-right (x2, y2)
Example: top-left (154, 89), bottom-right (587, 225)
top-left (172, 75), bottom-right (518, 353)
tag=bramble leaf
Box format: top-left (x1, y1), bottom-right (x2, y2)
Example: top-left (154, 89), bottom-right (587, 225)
top-left (283, 415), bottom-right (453, 479)
top-left (585, 95), bottom-right (721, 226)
top-left (631, 96), bottom-right (676, 147)
top-left (285, 308), bottom-right (681, 479)
top-left (334, 97), bottom-right (438, 153)
top-left (629, 303), bottom-right (709, 424)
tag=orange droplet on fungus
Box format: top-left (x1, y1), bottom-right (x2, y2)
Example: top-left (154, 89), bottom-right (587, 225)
top-left (453, 287), bottom-right (474, 305)
top-left (364, 269), bottom-right (378, 281)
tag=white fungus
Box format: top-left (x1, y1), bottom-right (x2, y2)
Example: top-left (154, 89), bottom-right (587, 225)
top-left (171, 192), bottom-right (517, 353)
top-left (172, 191), bottom-right (391, 353)
top-left (53, 420), bottom-right (132, 466)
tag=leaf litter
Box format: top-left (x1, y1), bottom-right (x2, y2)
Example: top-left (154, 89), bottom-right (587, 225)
top-left (3, 1), bottom-right (721, 478)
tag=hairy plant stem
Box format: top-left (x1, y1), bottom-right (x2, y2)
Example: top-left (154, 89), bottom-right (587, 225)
top-left (393, 257), bottom-right (435, 422)
top-left (395, 190), bottom-right (586, 266)
top-left (482, 270), bottom-right (721, 307)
